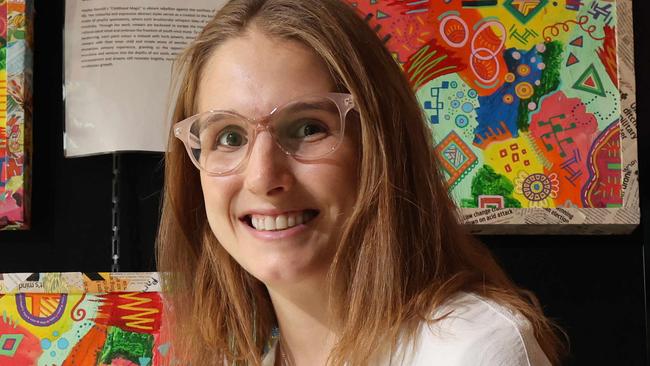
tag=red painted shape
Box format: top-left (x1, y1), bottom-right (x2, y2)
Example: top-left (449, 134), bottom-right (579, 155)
top-left (0, 319), bottom-right (42, 365)
top-left (596, 25), bottom-right (618, 87)
top-left (95, 292), bottom-right (163, 334)
top-left (569, 36), bottom-right (583, 47)
top-left (566, 53), bottom-right (579, 67)
top-left (403, 37), bottom-right (465, 90)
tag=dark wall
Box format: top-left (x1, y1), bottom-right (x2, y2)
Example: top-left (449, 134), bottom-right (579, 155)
top-left (1, 1), bottom-right (648, 365)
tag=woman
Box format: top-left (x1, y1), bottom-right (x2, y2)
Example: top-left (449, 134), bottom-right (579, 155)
top-left (157, 0), bottom-right (567, 364)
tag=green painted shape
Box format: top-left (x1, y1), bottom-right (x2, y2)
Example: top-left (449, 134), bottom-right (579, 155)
top-left (517, 41), bottom-right (563, 132)
top-left (607, 163), bottom-right (621, 170)
top-left (99, 326), bottom-right (154, 365)
top-left (503, 0), bottom-right (549, 24)
top-left (0, 334), bottom-right (24, 356)
top-left (460, 165), bottom-right (522, 208)
top-left (572, 63), bottom-right (606, 97)
top-left (0, 48), bottom-right (5, 71)
top-left (370, 0), bottom-right (378, 4)
top-left (376, 10), bottom-right (389, 19)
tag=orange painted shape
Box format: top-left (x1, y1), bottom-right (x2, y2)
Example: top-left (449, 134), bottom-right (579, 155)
top-left (61, 324), bottom-right (107, 366)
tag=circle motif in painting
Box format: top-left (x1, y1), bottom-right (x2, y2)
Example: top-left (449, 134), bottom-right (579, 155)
top-left (504, 72), bottom-right (516, 83)
top-left (502, 94), bottom-right (514, 104)
top-left (517, 64), bottom-right (531, 77)
top-left (515, 82), bottom-right (534, 99)
top-left (522, 173), bottom-right (552, 202)
top-left (455, 114), bottom-right (469, 128)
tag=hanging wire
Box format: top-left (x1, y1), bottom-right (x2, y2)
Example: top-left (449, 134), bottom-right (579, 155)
top-left (111, 153), bottom-right (120, 272)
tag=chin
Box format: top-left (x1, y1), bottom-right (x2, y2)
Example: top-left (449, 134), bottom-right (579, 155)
top-left (244, 253), bottom-right (331, 288)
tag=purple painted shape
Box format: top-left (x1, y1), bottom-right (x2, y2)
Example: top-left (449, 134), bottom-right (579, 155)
top-left (15, 294), bottom-right (68, 326)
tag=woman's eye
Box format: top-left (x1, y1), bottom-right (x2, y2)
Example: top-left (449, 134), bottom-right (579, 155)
top-left (217, 130), bottom-right (247, 147)
top-left (295, 121), bottom-right (328, 138)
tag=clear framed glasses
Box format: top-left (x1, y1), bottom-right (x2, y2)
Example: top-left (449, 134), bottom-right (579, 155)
top-left (173, 92), bottom-right (356, 176)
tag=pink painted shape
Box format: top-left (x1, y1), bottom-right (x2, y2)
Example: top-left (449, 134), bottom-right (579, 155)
top-left (0, 199), bottom-right (23, 222)
top-left (529, 91), bottom-right (600, 203)
top-left (102, 357), bottom-right (138, 366)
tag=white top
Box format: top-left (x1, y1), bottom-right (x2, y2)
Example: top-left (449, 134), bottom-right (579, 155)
top-left (262, 292), bottom-right (552, 365)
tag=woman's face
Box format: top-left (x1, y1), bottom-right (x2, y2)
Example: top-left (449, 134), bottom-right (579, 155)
top-left (196, 29), bottom-right (359, 286)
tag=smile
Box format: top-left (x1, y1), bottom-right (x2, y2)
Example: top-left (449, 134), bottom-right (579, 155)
top-left (243, 210), bottom-right (319, 231)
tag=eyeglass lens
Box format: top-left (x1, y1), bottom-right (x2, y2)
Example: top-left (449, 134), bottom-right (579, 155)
top-left (187, 96), bottom-right (344, 174)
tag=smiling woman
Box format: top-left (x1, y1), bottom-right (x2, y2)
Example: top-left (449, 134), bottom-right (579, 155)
top-left (156, 1), bottom-right (567, 365)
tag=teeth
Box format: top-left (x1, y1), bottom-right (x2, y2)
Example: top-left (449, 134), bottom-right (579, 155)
top-left (276, 215), bottom-right (288, 230)
top-left (264, 216), bottom-right (274, 231)
top-left (249, 211), bottom-right (315, 231)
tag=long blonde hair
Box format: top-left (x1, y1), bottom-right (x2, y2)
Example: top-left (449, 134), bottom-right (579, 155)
top-left (157, 0), bottom-right (568, 364)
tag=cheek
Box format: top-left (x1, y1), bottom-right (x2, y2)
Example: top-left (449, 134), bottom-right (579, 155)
top-left (309, 145), bottom-right (360, 211)
top-left (200, 174), bottom-right (241, 234)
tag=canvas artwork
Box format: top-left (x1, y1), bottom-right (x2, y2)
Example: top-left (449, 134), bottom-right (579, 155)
top-left (0, 0), bottom-right (32, 230)
top-left (345, 0), bottom-right (638, 233)
top-left (0, 273), bottom-right (174, 366)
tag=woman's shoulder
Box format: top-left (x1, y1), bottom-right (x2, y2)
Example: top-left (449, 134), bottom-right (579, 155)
top-left (393, 291), bottom-right (552, 366)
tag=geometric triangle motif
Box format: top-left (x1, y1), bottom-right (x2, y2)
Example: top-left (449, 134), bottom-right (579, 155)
top-left (566, 52), bottom-right (579, 67)
top-left (158, 343), bottom-right (171, 357)
top-left (569, 36), bottom-right (584, 47)
top-left (572, 63), bottom-right (606, 97)
top-left (376, 10), bottom-right (389, 19)
top-left (504, 0), bottom-right (549, 24)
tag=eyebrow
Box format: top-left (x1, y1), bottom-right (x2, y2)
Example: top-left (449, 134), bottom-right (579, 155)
top-left (279, 100), bottom-right (339, 115)
top-left (202, 99), bottom-right (339, 121)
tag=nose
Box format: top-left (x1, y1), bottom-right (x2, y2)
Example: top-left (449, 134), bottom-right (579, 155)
top-left (243, 130), bottom-right (295, 197)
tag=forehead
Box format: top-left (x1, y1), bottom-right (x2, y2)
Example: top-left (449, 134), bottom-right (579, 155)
top-left (196, 29), bottom-right (335, 117)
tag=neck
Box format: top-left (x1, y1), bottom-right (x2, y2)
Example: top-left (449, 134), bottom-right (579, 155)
top-left (267, 276), bottom-right (337, 366)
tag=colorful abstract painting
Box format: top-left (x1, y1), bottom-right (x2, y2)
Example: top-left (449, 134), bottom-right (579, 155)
top-left (0, 273), bottom-right (174, 366)
top-left (345, 0), bottom-right (638, 232)
top-left (0, 0), bottom-right (32, 230)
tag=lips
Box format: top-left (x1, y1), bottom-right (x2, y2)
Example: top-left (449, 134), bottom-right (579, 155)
top-left (241, 209), bottom-right (319, 231)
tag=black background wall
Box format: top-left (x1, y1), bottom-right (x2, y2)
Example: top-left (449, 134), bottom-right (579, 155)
top-left (1, 1), bottom-right (648, 365)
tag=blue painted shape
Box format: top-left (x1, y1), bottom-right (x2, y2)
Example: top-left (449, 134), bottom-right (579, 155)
top-left (473, 45), bottom-right (544, 147)
top-left (158, 343), bottom-right (171, 357)
top-left (57, 338), bottom-right (69, 350)
top-left (0, 160), bottom-right (5, 188)
top-left (426, 82), bottom-right (452, 124)
top-left (41, 338), bottom-right (52, 350)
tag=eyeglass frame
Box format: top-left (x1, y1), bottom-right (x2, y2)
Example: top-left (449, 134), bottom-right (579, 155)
top-left (173, 92), bottom-right (357, 176)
